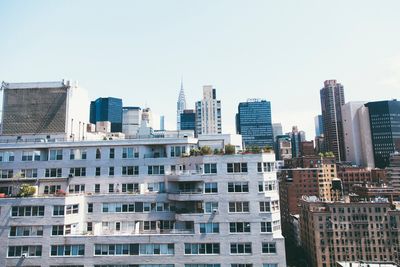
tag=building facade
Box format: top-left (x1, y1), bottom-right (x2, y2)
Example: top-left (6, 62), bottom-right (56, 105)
top-left (122, 107), bottom-right (142, 138)
top-left (195, 86), bottom-right (222, 135)
top-left (90, 97), bottom-right (123, 133)
top-left (236, 99), bottom-right (274, 148)
top-left (315, 115), bottom-right (324, 138)
top-left (180, 110), bottom-right (196, 133)
top-left (275, 135), bottom-right (292, 160)
top-left (365, 100), bottom-right (400, 168)
top-left (289, 126), bottom-right (305, 158)
top-left (0, 137), bottom-right (286, 267)
top-left (300, 196), bottom-right (400, 267)
top-left (320, 80), bottom-right (346, 161)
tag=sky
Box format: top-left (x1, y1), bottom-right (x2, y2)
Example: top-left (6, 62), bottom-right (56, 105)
top-left (1, 0), bottom-right (400, 138)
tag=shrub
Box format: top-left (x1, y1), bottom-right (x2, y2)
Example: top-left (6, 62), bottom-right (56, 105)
top-left (18, 184), bottom-right (36, 197)
top-left (224, 144), bottom-right (236, 154)
top-left (200, 146), bottom-right (212, 155)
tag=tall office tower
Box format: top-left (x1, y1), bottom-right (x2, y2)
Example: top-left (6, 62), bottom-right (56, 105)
top-left (176, 81), bottom-right (186, 130)
top-left (90, 97), bottom-right (123, 133)
top-left (300, 141), bottom-right (315, 156)
top-left (299, 196), bottom-right (400, 267)
top-left (275, 134), bottom-right (292, 160)
top-left (365, 100), bottom-right (400, 168)
top-left (0, 134), bottom-right (286, 266)
top-left (195, 85), bottom-right (222, 135)
top-left (1, 80), bottom-right (89, 140)
top-left (122, 106), bottom-right (142, 138)
top-left (236, 99), bottom-right (274, 148)
top-left (289, 126), bottom-right (305, 158)
top-left (314, 115), bottom-right (324, 137)
top-left (180, 109), bottom-right (196, 132)
top-left (341, 102), bottom-right (375, 168)
top-left (320, 80), bottom-right (346, 161)
top-left (160, 115), bottom-right (165, 131)
top-left (141, 107), bottom-right (153, 128)
top-left (272, 123), bottom-right (283, 139)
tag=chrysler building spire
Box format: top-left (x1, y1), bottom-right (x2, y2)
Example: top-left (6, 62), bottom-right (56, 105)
top-left (176, 77), bottom-right (187, 130)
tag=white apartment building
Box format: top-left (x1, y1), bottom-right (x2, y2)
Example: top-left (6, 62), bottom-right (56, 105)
top-left (195, 86), bottom-right (222, 135)
top-left (0, 136), bottom-right (286, 267)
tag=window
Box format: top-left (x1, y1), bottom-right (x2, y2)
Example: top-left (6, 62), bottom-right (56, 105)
top-left (228, 182), bottom-right (249, 193)
top-left (204, 183), bottom-right (218, 193)
top-left (257, 162), bottom-right (274, 172)
top-left (9, 226), bottom-right (43, 237)
top-left (230, 222), bottom-right (251, 233)
top-left (44, 185), bottom-right (61, 194)
top-left (262, 242), bottom-right (276, 254)
top-left (53, 205), bottom-right (65, 216)
top-left (148, 165), bottom-right (165, 175)
top-left (52, 225), bottom-right (64, 236)
top-left (260, 201), bottom-right (279, 212)
top-left (95, 184), bottom-right (100, 193)
top-left (261, 222), bottom-right (272, 233)
top-left (69, 184), bottom-right (85, 194)
top-left (230, 243), bottom-right (252, 254)
top-left (258, 181), bottom-right (277, 192)
top-left (69, 167), bottom-right (86, 177)
top-left (109, 166), bottom-right (114, 176)
top-left (204, 163), bottom-right (217, 174)
top-left (96, 148), bottom-right (101, 159)
top-left (49, 149), bottom-right (63, 160)
top-left (87, 222), bottom-right (93, 232)
top-left (147, 182), bottom-right (165, 193)
top-left (184, 243), bottom-right (220, 255)
top-left (102, 202), bottom-right (172, 213)
top-left (20, 168), bottom-right (38, 178)
top-left (0, 151), bottom-right (15, 162)
top-left (227, 163), bottom-right (247, 173)
top-left (108, 184), bottom-right (114, 193)
top-left (122, 183), bottom-right (139, 193)
top-left (45, 168), bottom-right (62, 178)
top-left (95, 167), bottom-right (101, 176)
top-left (70, 149), bottom-right (87, 160)
top-left (204, 202), bottom-right (218, 213)
top-left (66, 204), bottom-right (79, 215)
top-left (11, 206), bottom-right (45, 217)
top-left (88, 203), bottom-right (93, 213)
top-left (122, 147), bottom-right (138, 158)
top-left (263, 264), bottom-right (278, 267)
top-left (8, 245), bottom-right (42, 257)
top-left (229, 202), bottom-right (249, 212)
top-left (170, 146), bottom-right (186, 157)
top-left (1, 169), bottom-right (13, 179)
top-left (50, 245), bottom-right (85, 256)
top-left (21, 151), bottom-right (40, 161)
top-left (94, 243), bottom-right (174, 255)
top-left (186, 265), bottom-right (220, 267)
top-left (109, 148), bottom-right (115, 159)
top-left (232, 265), bottom-right (252, 267)
top-left (122, 166), bottom-right (139, 176)
top-left (200, 223), bottom-right (219, 233)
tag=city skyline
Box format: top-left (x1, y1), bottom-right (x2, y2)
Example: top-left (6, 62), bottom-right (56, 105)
top-left (1, 1), bottom-right (400, 137)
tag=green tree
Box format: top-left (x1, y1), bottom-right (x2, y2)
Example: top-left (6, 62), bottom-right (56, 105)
top-left (224, 144), bottom-right (236, 154)
top-left (200, 146), bottom-right (212, 155)
top-left (18, 184), bottom-right (36, 197)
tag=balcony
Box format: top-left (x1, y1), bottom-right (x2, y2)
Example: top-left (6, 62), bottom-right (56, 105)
top-left (168, 190), bottom-right (204, 201)
top-left (165, 170), bottom-right (204, 182)
top-left (144, 152), bottom-right (167, 159)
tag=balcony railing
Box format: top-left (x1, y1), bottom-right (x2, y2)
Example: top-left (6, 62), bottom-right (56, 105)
top-left (143, 153), bottom-right (167, 159)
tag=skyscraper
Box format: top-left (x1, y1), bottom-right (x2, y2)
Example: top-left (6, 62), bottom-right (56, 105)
top-left (195, 85), bottom-right (222, 135)
top-left (289, 126), bottom-right (305, 158)
top-left (314, 115), bottom-right (324, 137)
top-left (320, 80), bottom-right (346, 161)
top-left (90, 97), bottom-right (123, 132)
top-left (365, 100), bottom-right (400, 168)
top-left (122, 106), bottom-right (141, 138)
top-left (176, 80), bottom-right (186, 130)
top-left (272, 123), bottom-right (283, 139)
top-left (180, 109), bottom-right (196, 132)
top-left (236, 99), bottom-right (274, 148)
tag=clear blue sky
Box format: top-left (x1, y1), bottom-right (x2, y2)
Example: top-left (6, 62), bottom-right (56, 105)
top-left (1, 0), bottom-right (399, 138)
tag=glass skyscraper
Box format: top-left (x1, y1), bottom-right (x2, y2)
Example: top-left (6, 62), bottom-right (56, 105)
top-left (180, 109), bottom-right (196, 132)
top-left (90, 97), bottom-right (123, 132)
top-left (236, 99), bottom-right (273, 148)
top-left (365, 100), bottom-right (400, 168)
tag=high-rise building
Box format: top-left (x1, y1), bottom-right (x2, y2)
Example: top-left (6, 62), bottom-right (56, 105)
top-left (299, 196), bottom-right (400, 266)
top-left (195, 85), bottom-right (222, 135)
top-left (0, 134), bottom-right (286, 266)
top-left (275, 134), bottom-right (292, 160)
top-left (388, 152), bottom-right (400, 191)
top-left (289, 126), bottom-right (305, 158)
top-left (122, 106), bottom-right (142, 138)
top-left (314, 115), bottom-right (324, 137)
top-left (272, 123), bottom-right (283, 139)
top-left (160, 115), bottom-right (165, 131)
top-left (365, 100), bottom-right (400, 168)
top-left (341, 102), bottom-right (375, 168)
top-left (1, 80), bottom-right (89, 140)
top-left (180, 109), bottom-right (196, 132)
top-left (176, 80), bottom-right (186, 130)
top-left (90, 97), bottom-right (123, 133)
top-left (300, 141), bottom-right (315, 156)
top-left (236, 99), bottom-right (274, 148)
top-left (320, 80), bottom-right (346, 161)
top-left (141, 107), bottom-right (153, 128)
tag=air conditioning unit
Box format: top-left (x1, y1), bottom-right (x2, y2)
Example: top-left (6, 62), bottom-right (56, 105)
top-left (212, 209), bottom-right (218, 213)
top-left (21, 253), bottom-right (28, 258)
